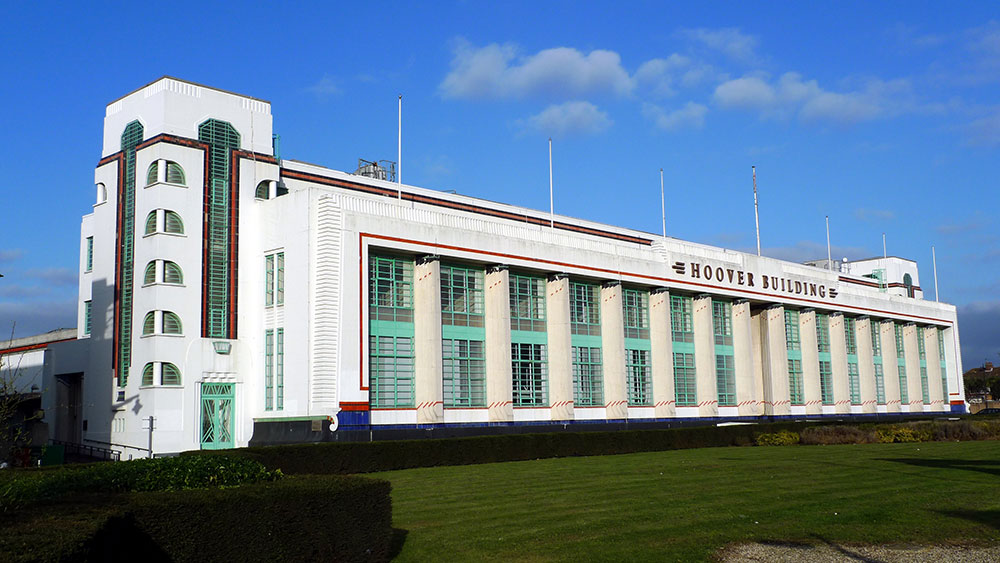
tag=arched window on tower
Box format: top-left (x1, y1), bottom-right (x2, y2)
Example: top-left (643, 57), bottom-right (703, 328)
top-left (146, 160), bottom-right (186, 186)
top-left (96, 183), bottom-right (107, 204)
top-left (256, 180), bottom-right (270, 200)
top-left (903, 273), bottom-right (913, 298)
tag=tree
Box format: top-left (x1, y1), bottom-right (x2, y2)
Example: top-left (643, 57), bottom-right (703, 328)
top-left (1, 327), bottom-right (41, 466)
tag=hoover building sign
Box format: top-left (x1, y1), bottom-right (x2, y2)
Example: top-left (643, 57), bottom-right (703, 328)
top-left (671, 261), bottom-right (839, 300)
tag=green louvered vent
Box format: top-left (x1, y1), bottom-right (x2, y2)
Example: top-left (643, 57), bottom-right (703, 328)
top-left (198, 119), bottom-right (240, 338)
top-left (117, 120), bottom-right (144, 387)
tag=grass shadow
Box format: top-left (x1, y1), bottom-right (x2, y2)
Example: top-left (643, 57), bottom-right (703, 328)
top-left (935, 509), bottom-right (1000, 532)
top-left (810, 534), bottom-right (883, 562)
top-left (388, 528), bottom-right (409, 559)
top-left (880, 458), bottom-right (1000, 478)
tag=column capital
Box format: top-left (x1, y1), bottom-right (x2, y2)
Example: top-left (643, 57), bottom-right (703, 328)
top-left (602, 280), bottom-right (621, 289)
top-left (548, 272), bottom-right (569, 282)
top-left (486, 264), bottom-right (508, 274)
top-left (416, 254), bottom-right (440, 265)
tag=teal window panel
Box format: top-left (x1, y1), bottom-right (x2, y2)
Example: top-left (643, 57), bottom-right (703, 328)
top-left (369, 254), bottom-right (414, 323)
top-left (441, 264), bottom-right (484, 327)
top-left (141, 363), bottom-right (154, 386)
top-left (370, 335), bottom-right (415, 408)
top-left (146, 161), bottom-right (158, 186)
top-left (116, 120), bottom-right (143, 388)
top-left (898, 363), bottom-right (909, 405)
top-left (510, 273), bottom-right (546, 332)
top-left (265, 329), bottom-right (274, 411)
top-left (84, 300), bottom-right (92, 336)
top-left (917, 327), bottom-right (926, 359)
top-left (788, 358), bottom-right (804, 405)
top-left (570, 282), bottom-right (601, 336)
top-left (512, 342), bottom-right (547, 407)
top-left (874, 363), bottom-right (886, 405)
top-left (624, 289), bottom-right (650, 340)
top-left (871, 322), bottom-right (882, 356)
top-left (572, 346), bottom-right (603, 407)
top-left (816, 314), bottom-right (830, 353)
top-left (844, 317), bottom-right (857, 355)
top-left (162, 363), bottom-right (181, 386)
top-left (165, 161), bottom-right (185, 185)
top-left (784, 309), bottom-right (800, 351)
top-left (442, 338), bottom-right (486, 407)
top-left (670, 295), bottom-right (693, 343)
top-left (276, 253), bottom-right (284, 305)
top-left (712, 300), bottom-right (733, 346)
top-left (938, 331), bottom-right (948, 400)
top-left (265, 254), bottom-right (275, 306)
top-left (848, 361), bottom-right (861, 405)
top-left (255, 181), bottom-right (270, 199)
top-left (716, 353), bottom-right (736, 406)
top-left (85, 237), bottom-right (93, 272)
top-left (164, 261), bottom-right (183, 284)
top-left (276, 328), bottom-right (284, 410)
top-left (673, 352), bottom-right (696, 406)
top-left (626, 348), bottom-right (652, 406)
top-left (920, 365), bottom-right (930, 405)
top-left (819, 360), bottom-right (833, 405)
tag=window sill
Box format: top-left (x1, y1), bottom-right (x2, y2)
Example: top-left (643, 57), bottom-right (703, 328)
top-left (140, 385), bottom-right (184, 389)
top-left (140, 333), bottom-right (185, 339)
top-left (142, 232), bottom-right (187, 239)
top-left (144, 181), bottom-right (187, 189)
top-left (142, 283), bottom-right (186, 288)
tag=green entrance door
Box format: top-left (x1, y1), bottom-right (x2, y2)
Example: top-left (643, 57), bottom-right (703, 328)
top-left (200, 383), bottom-right (234, 449)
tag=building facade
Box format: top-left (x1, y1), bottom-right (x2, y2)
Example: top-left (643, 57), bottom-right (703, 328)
top-left (43, 77), bottom-right (965, 456)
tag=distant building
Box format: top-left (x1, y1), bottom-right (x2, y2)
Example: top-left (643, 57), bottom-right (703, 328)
top-left (35, 77), bottom-right (964, 456)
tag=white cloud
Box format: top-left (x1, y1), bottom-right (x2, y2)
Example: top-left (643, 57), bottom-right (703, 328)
top-left (305, 76), bottom-right (340, 97)
top-left (964, 109), bottom-right (1000, 146)
top-left (642, 102), bottom-right (707, 131)
top-left (633, 55), bottom-right (690, 97)
top-left (759, 241), bottom-right (870, 264)
top-left (440, 40), bottom-right (633, 100)
top-left (0, 249), bottom-right (23, 263)
top-left (25, 267), bottom-right (77, 286)
top-left (680, 27), bottom-right (760, 63)
top-left (523, 101), bottom-right (612, 137)
top-left (854, 208), bottom-right (896, 222)
top-left (713, 72), bottom-right (910, 124)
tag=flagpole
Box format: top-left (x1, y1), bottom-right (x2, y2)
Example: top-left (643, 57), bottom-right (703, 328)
top-left (753, 166), bottom-right (760, 256)
top-left (549, 138), bottom-right (554, 229)
top-left (660, 168), bottom-right (666, 239)
top-left (932, 246), bottom-right (939, 301)
top-left (397, 94), bottom-right (402, 194)
top-left (826, 215), bottom-right (832, 270)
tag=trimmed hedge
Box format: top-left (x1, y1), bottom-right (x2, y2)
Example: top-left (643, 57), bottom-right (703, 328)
top-left (186, 421), bottom-right (813, 474)
top-left (0, 475), bottom-right (392, 562)
top-left (1, 455), bottom-right (280, 512)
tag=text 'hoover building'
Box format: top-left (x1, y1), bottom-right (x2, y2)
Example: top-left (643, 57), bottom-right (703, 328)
top-left (41, 77), bottom-right (965, 456)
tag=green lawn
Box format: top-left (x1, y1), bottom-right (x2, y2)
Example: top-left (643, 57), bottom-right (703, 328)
top-left (375, 441), bottom-right (1000, 561)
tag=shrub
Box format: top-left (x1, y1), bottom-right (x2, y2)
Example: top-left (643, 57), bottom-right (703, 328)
top-left (754, 431), bottom-right (800, 446)
top-left (800, 425), bottom-right (877, 445)
top-left (875, 425), bottom-right (924, 443)
top-left (1, 455), bottom-right (280, 512)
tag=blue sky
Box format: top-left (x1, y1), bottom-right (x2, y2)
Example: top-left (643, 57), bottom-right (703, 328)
top-left (1, 2), bottom-right (998, 369)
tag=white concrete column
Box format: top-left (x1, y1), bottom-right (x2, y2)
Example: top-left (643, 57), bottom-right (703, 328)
top-left (692, 295), bottom-right (718, 416)
top-left (600, 282), bottom-right (628, 419)
top-left (413, 257), bottom-right (443, 423)
top-left (800, 310), bottom-right (822, 415)
top-left (942, 326), bottom-right (963, 408)
top-left (881, 320), bottom-right (902, 413)
top-left (925, 326), bottom-right (944, 412)
top-left (857, 317), bottom-right (877, 413)
top-left (760, 305), bottom-right (790, 416)
top-left (546, 275), bottom-right (573, 420)
top-left (750, 309), bottom-right (765, 414)
top-left (649, 289), bottom-right (675, 418)
top-left (829, 313), bottom-right (850, 414)
top-left (732, 300), bottom-right (759, 416)
top-left (903, 323), bottom-right (923, 411)
top-left (485, 266), bottom-right (513, 422)
top-left (156, 158), bottom-right (166, 184)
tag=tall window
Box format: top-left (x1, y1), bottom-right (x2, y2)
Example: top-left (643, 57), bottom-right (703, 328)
top-left (276, 328), bottom-right (284, 410)
top-left (265, 252), bottom-right (285, 307)
top-left (872, 321), bottom-right (885, 405)
top-left (938, 330), bottom-right (949, 403)
top-left (845, 317), bottom-right (860, 405)
top-left (442, 339), bottom-right (486, 407)
top-left (895, 324), bottom-right (908, 405)
top-left (84, 300), bottom-right (92, 336)
top-left (571, 280), bottom-right (603, 406)
top-left (713, 300), bottom-right (735, 406)
top-left (572, 346), bottom-right (603, 406)
top-left (570, 282), bottom-right (601, 336)
top-left (785, 310), bottom-right (803, 405)
top-left (510, 272), bottom-right (547, 407)
top-left (85, 237), bottom-right (93, 272)
top-left (625, 288), bottom-right (651, 406)
top-left (265, 329), bottom-right (274, 410)
top-left (918, 326), bottom-right (929, 405)
top-left (442, 264), bottom-right (485, 407)
top-left (368, 254), bottom-right (415, 408)
top-left (671, 294), bottom-right (696, 406)
top-left (817, 313), bottom-right (832, 405)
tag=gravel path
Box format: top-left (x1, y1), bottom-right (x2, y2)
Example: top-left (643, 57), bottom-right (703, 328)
top-left (717, 541), bottom-right (1000, 562)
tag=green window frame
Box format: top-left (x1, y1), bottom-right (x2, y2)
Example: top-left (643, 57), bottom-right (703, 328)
top-left (874, 363), bottom-right (886, 405)
top-left (510, 273), bottom-right (546, 332)
top-left (895, 324), bottom-right (908, 404)
top-left (165, 161), bottom-right (185, 185)
top-left (442, 338), bottom-right (486, 407)
top-left (276, 253), bottom-right (285, 305)
top-left (848, 362), bottom-right (861, 405)
top-left (673, 352), bottom-right (697, 407)
top-left (785, 309), bottom-right (803, 404)
top-left (872, 321), bottom-right (885, 405)
top-left (670, 295), bottom-right (693, 343)
top-left (85, 236), bottom-right (93, 272)
top-left (265, 254), bottom-right (275, 306)
top-left (83, 300), bottom-right (92, 336)
top-left (512, 342), bottom-right (547, 407)
top-left (265, 329), bottom-right (274, 410)
top-left (164, 261), bottom-right (183, 284)
top-left (844, 317), bottom-right (857, 355)
top-left (441, 264), bottom-right (484, 327)
top-left (871, 322), bottom-right (882, 356)
top-left (276, 328), bottom-right (284, 410)
top-left (370, 335), bottom-right (415, 408)
top-left (144, 262), bottom-right (156, 285)
top-left (142, 363), bottom-right (155, 386)
top-left (164, 211), bottom-right (184, 234)
top-left (117, 120), bottom-right (144, 389)
top-left (146, 161), bottom-right (158, 186)
top-left (920, 365), bottom-right (930, 405)
top-left (142, 312), bottom-right (155, 335)
top-left (917, 327), bottom-right (926, 359)
top-left (623, 289), bottom-right (649, 340)
top-left (938, 330), bottom-right (948, 401)
top-left (162, 312), bottom-right (182, 335)
top-left (572, 346), bottom-right (604, 407)
top-left (162, 363), bottom-right (181, 386)
top-left (713, 300), bottom-right (736, 406)
top-left (570, 282), bottom-right (601, 336)
top-left (819, 360), bottom-right (833, 405)
top-left (845, 317), bottom-right (859, 405)
top-left (255, 180), bottom-right (270, 199)
top-left (369, 255), bottom-right (414, 322)
top-left (144, 211), bottom-right (157, 235)
top-left (626, 348), bottom-right (652, 406)
top-left (199, 119), bottom-right (240, 340)
top-left (816, 313), bottom-right (830, 353)
top-left (788, 358), bottom-right (804, 405)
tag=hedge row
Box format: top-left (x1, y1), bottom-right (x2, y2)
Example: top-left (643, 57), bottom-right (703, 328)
top-left (756, 419), bottom-right (1000, 446)
top-left (0, 475), bottom-right (392, 562)
top-left (186, 421), bottom-right (814, 475)
top-left (1, 455), bottom-right (281, 512)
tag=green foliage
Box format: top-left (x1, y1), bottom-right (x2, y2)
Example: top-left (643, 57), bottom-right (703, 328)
top-left (1, 455), bottom-right (281, 512)
top-left (800, 425), bottom-right (877, 445)
top-left (187, 421), bottom-right (812, 474)
top-left (874, 424), bottom-right (929, 443)
top-left (754, 430), bottom-right (800, 446)
top-left (0, 475), bottom-right (392, 563)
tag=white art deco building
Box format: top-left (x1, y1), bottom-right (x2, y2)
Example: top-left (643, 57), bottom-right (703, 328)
top-left (36, 77), bottom-right (965, 456)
